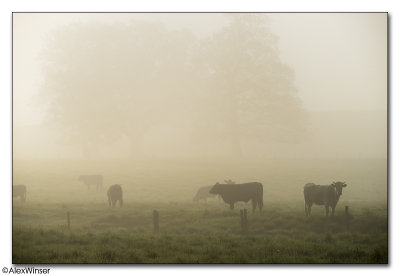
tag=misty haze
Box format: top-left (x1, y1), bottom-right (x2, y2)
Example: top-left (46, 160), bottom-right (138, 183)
top-left (12, 13), bottom-right (387, 264)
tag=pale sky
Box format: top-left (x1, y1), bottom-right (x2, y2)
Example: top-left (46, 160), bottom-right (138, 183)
top-left (13, 13), bottom-right (387, 126)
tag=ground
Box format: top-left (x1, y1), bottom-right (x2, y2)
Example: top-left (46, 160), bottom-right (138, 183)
top-left (12, 158), bottom-right (387, 264)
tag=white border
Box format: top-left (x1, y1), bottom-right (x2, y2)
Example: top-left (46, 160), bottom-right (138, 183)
top-left (1, 1), bottom-right (398, 276)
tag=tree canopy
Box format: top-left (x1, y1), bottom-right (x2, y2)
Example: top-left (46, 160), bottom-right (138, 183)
top-left (39, 15), bottom-right (307, 159)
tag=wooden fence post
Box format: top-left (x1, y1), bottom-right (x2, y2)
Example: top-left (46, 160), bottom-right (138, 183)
top-left (243, 209), bottom-right (248, 233)
top-left (240, 209), bottom-right (244, 232)
top-left (153, 210), bottom-right (159, 233)
top-left (67, 211), bottom-right (70, 230)
top-left (345, 206), bottom-right (350, 231)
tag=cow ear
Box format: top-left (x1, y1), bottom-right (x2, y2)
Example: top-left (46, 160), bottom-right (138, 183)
top-left (331, 183), bottom-right (335, 187)
top-left (342, 183), bottom-right (347, 187)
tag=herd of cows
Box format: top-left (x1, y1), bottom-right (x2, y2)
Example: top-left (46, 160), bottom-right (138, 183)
top-left (12, 175), bottom-right (348, 216)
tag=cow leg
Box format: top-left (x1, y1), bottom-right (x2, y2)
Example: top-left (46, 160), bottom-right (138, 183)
top-left (304, 202), bottom-right (308, 216)
top-left (305, 203), bottom-right (310, 216)
top-left (120, 198), bottom-right (123, 207)
top-left (331, 206), bottom-right (335, 216)
top-left (307, 203), bottom-right (312, 216)
top-left (112, 199), bottom-right (116, 208)
top-left (230, 203), bottom-right (234, 210)
top-left (251, 199), bottom-right (257, 213)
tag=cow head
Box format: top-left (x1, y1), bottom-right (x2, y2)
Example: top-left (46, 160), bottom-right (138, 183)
top-left (331, 181), bottom-right (347, 196)
top-left (209, 182), bottom-right (221, 195)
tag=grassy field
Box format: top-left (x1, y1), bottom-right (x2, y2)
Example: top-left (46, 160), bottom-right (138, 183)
top-left (12, 158), bottom-right (388, 264)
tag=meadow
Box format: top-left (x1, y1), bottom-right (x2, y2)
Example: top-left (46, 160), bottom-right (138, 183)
top-left (12, 158), bottom-right (388, 264)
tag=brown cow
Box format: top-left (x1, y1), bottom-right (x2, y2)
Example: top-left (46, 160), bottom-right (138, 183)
top-left (303, 181), bottom-right (347, 217)
top-left (107, 184), bottom-right (123, 207)
top-left (209, 182), bottom-right (263, 213)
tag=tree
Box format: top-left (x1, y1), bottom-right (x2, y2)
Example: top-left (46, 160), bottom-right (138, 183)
top-left (38, 15), bottom-right (307, 159)
top-left (39, 20), bottom-right (197, 158)
top-left (201, 14), bottom-right (307, 157)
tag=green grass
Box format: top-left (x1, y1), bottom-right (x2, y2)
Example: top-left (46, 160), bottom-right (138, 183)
top-left (13, 201), bottom-right (387, 264)
top-left (12, 158), bottom-right (387, 264)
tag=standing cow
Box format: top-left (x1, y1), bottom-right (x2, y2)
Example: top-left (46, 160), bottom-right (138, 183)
top-left (13, 185), bottom-right (26, 202)
top-left (209, 182), bottom-right (263, 213)
top-left (303, 181), bottom-right (347, 217)
top-left (107, 184), bottom-right (123, 207)
top-left (78, 175), bottom-right (103, 191)
top-left (193, 185), bottom-right (217, 202)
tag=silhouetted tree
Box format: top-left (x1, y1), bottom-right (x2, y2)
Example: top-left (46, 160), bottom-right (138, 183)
top-left (39, 15), bottom-right (306, 159)
top-left (201, 14), bottom-right (307, 157)
top-left (39, 21), bottom-right (197, 158)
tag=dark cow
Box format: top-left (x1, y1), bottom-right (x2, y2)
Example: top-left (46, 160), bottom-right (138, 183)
top-left (107, 184), bottom-right (123, 207)
top-left (193, 185), bottom-right (218, 202)
top-left (13, 185), bottom-right (26, 202)
top-left (78, 175), bottom-right (103, 191)
top-left (209, 182), bottom-right (263, 212)
top-left (303, 181), bottom-right (347, 217)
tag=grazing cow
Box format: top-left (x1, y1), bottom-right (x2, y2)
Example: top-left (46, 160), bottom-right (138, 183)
top-left (78, 175), bottom-right (103, 191)
top-left (303, 181), bottom-right (347, 217)
top-left (107, 184), bottom-right (123, 207)
top-left (13, 185), bottom-right (26, 202)
top-left (193, 185), bottom-right (218, 202)
top-left (209, 182), bottom-right (263, 213)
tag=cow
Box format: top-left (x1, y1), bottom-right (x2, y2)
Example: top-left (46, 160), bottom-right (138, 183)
top-left (13, 185), bottom-right (26, 202)
top-left (193, 185), bottom-right (218, 202)
top-left (107, 184), bottom-right (123, 207)
top-left (303, 181), bottom-right (347, 217)
top-left (209, 182), bottom-right (263, 213)
top-left (78, 175), bottom-right (103, 191)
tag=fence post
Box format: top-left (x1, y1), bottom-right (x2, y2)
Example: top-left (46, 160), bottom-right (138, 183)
top-left (240, 209), bottom-right (244, 232)
top-left (345, 206), bottom-right (350, 231)
top-left (243, 209), bottom-right (248, 233)
top-left (153, 210), bottom-right (159, 233)
top-left (67, 211), bottom-right (70, 230)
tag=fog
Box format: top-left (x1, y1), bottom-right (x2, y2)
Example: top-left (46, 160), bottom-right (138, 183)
top-left (13, 13), bottom-right (387, 203)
